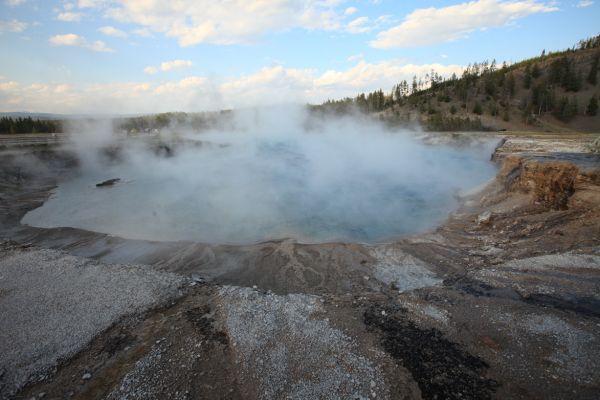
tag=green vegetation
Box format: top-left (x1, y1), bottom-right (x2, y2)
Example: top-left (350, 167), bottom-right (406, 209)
top-left (553, 97), bottom-right (578, 122)
top-left (589, 55), bottom-right (599, 85)
top-left (115, 110), bottom-right (232, 133)
top-left (0, 117), bottom-right (61, 134)
top-left (314, 34), bottom-right (600, 131)
top-left (423, 115), bottom-right (486, 132)
top-left (587, 96), bottom-right (598, 116)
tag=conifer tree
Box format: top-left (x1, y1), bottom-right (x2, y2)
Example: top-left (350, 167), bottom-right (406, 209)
top-left (588, 55), bottom-right (599, 85)
top-left (587, 96), bottom-right (598, 116)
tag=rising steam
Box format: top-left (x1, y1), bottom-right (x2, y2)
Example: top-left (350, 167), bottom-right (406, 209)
top-left (23, 106), bottom-right (497, 244)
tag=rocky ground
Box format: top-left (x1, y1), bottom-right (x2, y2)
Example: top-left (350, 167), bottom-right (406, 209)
top-left (0, 133), bottom-right (599, 400)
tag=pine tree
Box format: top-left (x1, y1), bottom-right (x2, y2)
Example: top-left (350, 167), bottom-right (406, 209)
top-left (484, 75), bottom-right (497, 97)
top-left (503, 106), bottom-right (510, 121)
top-left (554, 97), bottom-right (578, 122)
top-left (565, 69), bottom-right (582, 92)
top-left (588, 55), bottom-right (599, 85)
top-left (506, 74), bottom-right (516, 97)
top-left (587, 96), bottom-right (598, 116)
top-left (523, 64), bottom-right (532, 89)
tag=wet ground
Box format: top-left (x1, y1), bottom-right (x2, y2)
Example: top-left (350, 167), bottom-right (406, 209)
top-left (1, 133), bottom-right (599, 399)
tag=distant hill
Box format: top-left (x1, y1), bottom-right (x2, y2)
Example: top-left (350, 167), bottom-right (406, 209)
top-left (313, 35), bottom-right (600, 133)
top-left (0, 112), bottom-right (149, 120)
top-left (0, 112), bottom-right (67, 120)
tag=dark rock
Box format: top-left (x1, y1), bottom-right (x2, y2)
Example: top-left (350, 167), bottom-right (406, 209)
top-left (102, 331), bottom-right (134, 355)
top-left (523, 293), bottom-right (600, 318)
top-left (96, 178), bottom-right (120, 188)
top-left (185, 306), bottom-right (228, 345)
top-left (364, 306), bottom-right (497, 400)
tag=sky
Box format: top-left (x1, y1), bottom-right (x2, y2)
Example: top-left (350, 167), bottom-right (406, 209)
top-left (0, 0), bottom-right (598, 114)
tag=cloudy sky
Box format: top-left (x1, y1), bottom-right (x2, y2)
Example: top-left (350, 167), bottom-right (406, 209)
top-left (0, 0), bottom-right (598, 114)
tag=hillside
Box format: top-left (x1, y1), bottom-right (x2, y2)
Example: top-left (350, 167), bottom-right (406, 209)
top-left (314, 35), bottom-right (600, 133)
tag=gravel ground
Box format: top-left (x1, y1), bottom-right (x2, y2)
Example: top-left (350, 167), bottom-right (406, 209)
top-left (491, 310), bottom-right (600, 387)
top-left (470, 253), bottom-right (600, 298)
top-left (219, 286), bottom-right (390, 400)
top-left (369, 246), bottom-right (442, 292)
top-left (105, 336), bottom-right (199, 400)
top-left (521, 313), bottom-right (599, 384)
top-left (496, 253), bottom-right (600, 271)
top-left (0, 244), bottom-right (185, 398)
top-left (103, 286), bottom-right (405, 400)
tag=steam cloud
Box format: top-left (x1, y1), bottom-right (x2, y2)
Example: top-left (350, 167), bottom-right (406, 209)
top-left (23, 106), bottom-right (497, 244)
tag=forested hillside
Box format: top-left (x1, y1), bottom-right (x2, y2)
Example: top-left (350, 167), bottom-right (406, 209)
top-left (314, 35), bottom-right (600, 132)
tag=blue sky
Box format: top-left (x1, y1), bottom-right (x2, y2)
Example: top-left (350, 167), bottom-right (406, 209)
top-left (0, 0), bottom-right (598, 113)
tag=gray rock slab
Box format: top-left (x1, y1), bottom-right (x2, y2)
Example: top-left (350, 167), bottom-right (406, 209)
top-left (0, 245), bottom-right (185, 398)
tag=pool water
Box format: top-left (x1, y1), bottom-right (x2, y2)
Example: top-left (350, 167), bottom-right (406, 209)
top-left (22, 129), bottom-right (497, 244)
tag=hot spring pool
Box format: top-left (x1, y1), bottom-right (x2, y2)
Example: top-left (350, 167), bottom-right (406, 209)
top-left (22, 123), bottom-right (498, 244)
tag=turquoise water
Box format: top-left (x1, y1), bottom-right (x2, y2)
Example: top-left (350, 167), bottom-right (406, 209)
top-left (23, 131), bottom-right (497, 244)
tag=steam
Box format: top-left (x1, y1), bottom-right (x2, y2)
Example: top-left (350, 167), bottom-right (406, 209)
top-left (23, 106), bottom-right (497, 244)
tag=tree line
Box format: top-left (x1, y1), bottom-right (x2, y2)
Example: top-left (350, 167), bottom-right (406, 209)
top-left (0, 117), bottom-right (61, 134)
top-left (116, 111), bottom-right (232, 133)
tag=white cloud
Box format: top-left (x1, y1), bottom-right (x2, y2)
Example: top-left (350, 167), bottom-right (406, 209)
top-left (87, 41), bottom-right (113, 52)
top-left (99, 26), bottom-right (127, 37)
top-left (154, 76), bottom-right (207, 95)
top-left (48, 33), bottom-right (86, 46)
top-left (144, 60), bottom-right (193, 74)
top-left (0, 81), bottom-right (19, 91)
top-left (576, 0), bottom-right (593, 7)
top-left (226, 61), bottom-right (465, 104)
top-left (77, 0), bottom-right (102, 8)
top-left (133, 27), bottom-right (152, 37)
top-left (0, 19), bottom-right (27, 33)
top-left (5, 0), bottom-right (26, 6)
top-left (49, 33), bottom-right (114, 52)
top-left (54, 84), bottom-right (70, 94)
top-left (374, 15), bottom-right (392, 25)
top-left (0, 61), bottom-right (465, 114)
top-left (344, 6), bottom-right (358, 15)
top-left (220, 66), bottom-right (315, 105)
top-left (346, 14), bottom-right (391, 34)
top-left (314, 61), bottom-right (463, 93)
top-left (92, 0), bottom-right (345, 46)
top-left (346, 17), bottom-right (372, 33)
top-left (160, 59), bottom-right (193, 72)
top-left (371, 0), bottom-right (558, 49)
top-left (57, 12), bottom-right (83, 22)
